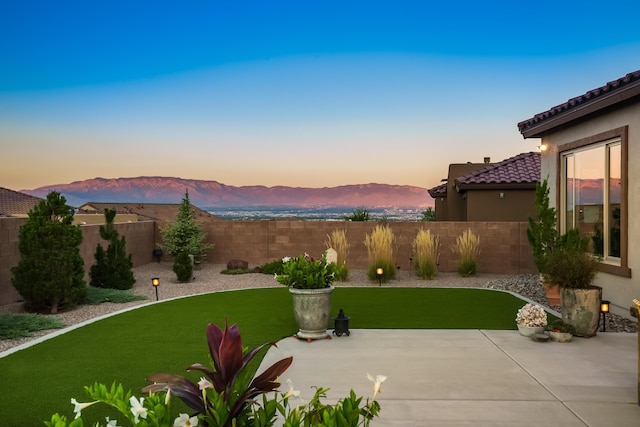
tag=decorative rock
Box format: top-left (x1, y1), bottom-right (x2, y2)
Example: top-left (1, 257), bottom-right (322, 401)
top-left (325, 248), bottom-right (338, 265)
top-left (227, 259), bottom-right (249, 270)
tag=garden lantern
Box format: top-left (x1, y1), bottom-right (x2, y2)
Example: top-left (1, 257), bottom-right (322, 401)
top-left (333, 308), bottom-right (350, 337)
top-left (152, 277), bottom-right (160, 301)
top-left (376, 267), bottom-right (383, 286)
top-left (601, 300), bottom-right (610, 332)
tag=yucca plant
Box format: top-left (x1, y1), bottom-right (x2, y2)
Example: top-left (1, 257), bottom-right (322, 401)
top-left (412, 229), bottom-right (440, 279)
top-left (364, 225), bottom-right (396, 283)
top-left (326, 229), bottom-right (350, 281)
top-left (452, 228), bottom-right (480, 277)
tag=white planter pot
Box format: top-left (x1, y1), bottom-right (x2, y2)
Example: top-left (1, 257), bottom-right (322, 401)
top-left (289, 286), bottom-right (334, 341)
top-left (517, 325), bottom-right (545, 337)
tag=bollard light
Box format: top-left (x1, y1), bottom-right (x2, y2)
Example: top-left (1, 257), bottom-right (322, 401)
top-left (333, 308), bottom-right (350, 337)
top-left (601, 300), bottom-right (610, 332)
top-left (376, 267), bottom-right (383, 286)
top-left (152, 277), bottom-right (160, 301)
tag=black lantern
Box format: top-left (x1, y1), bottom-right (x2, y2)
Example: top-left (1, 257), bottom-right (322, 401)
top-left (376, 267), bottom-right (384, 286)
top-left (333, 308), bottom-right (350, 337)
top-left (601, 300), bottom-right (610, 332)
top-left (152, 277), bottom-right (160, 301)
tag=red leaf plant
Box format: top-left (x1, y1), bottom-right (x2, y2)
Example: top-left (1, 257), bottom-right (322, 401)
top-left (143, 320), bottom-right (293, 426)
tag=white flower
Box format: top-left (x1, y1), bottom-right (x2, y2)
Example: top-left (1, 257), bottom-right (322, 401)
top-left (282, 256), bottom-right (291, 263)
top-left (283, 378), bottom-right (300, 399)
top-left (198, 377), bottom-right (213, 390)
top-left (106, 417), bottom-right (121, 427)
top-left (174, 413), bottom-right (199, 426)
top-left (165, 388), bottom-right (171, 405)
top-left (129, 396), bottom-right (148, 424)
top-left (367, 373), bottom-right (387, 399)
top-left (71, 398), bottom-right (97, 419)
top-left (516, 303), bottom-right (547, 327)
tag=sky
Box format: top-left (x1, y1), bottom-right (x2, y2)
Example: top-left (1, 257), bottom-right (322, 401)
top-left (1, 1), bottom-right (640, 192)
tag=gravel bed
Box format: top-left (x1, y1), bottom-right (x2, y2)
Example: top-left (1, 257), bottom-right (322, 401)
top-left (1, 263), bottom-right (636, 354)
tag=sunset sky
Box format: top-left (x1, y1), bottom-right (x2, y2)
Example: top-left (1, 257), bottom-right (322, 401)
top-left (2, 1), bottom-right (639, 192)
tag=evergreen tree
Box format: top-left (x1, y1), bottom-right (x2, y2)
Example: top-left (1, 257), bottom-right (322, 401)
top-left (11, 192), bottom-right (86, 314)
top-left (90, 209), bottom-right (136, 290)
top-left (527, 177), bottom-right (558, 273)
top-left (160, 190), bottom-right (213, 282)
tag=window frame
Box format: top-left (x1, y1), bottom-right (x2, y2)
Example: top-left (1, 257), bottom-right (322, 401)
top-left (557, 126), bottom-right (630, 277)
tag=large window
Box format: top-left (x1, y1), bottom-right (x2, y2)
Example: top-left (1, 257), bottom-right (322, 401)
top-left (560, 127), bottom-right (628, 276)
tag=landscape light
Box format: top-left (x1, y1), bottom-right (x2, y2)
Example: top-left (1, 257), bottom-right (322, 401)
top-left (333, 308), bottom-right (350, 337)
top-left (376, 267), bottom-right (383, 286)
top-left (601, 300), bottom-right (610, 332)
top-left (152, 277), bottom-right (160, 301)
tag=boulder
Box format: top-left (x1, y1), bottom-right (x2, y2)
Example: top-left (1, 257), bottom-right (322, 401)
top-left (227, 259), bottom-right (249, 270)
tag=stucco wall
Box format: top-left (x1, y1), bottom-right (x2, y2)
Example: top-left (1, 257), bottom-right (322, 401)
top-left (539, 102), bottom-right (639, 318)
top-left (466, 190), bottom-right (536, 222)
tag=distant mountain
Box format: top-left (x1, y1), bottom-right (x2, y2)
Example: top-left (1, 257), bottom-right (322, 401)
top-left (23, 177), bottom-right (433, 209)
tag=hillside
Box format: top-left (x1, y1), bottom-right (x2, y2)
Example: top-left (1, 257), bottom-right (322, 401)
top-left (23, 177), bottom-right (433, 209)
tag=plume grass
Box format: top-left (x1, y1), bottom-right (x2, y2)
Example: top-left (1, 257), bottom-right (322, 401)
top-left (364, 225), bottom-right (396, 282)
top-left (452, 228), bottom-right (480, 277)
top-left (412, 229), bottom-right (440, 279)
top-left (325, 229), bottom-right (350, 281)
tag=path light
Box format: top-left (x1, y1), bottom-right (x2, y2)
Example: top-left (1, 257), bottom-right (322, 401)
top-left (601, 300), bottom-right (610, 332)
top-left (152, 277), bottom-right (160, 301)
top-left (376, 267), bottom-right (383, 286)
top-left (333, 308), bottom-right (350, 337)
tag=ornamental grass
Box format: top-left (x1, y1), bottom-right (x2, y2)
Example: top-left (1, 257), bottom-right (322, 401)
top-left (452, 228), bottom-right (480, 277)
top-left (412, 229), bottom-right (440, 279)
top-left (364, 225), bottom-right (395, 283)
top-left (325, 229), bottom-right (350, 281)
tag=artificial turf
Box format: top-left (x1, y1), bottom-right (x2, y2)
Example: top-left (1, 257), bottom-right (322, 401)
top-left (0, 286), bottom-right (545, 425)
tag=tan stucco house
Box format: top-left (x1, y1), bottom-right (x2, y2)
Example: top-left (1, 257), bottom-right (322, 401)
top-left (518, 69), bottom-right (640, 320)
top-left (427, 152), bottom-right (539, 222)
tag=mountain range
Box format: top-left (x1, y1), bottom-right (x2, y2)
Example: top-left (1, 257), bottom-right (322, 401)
top-left (23, 177), bottom-right (433, 209)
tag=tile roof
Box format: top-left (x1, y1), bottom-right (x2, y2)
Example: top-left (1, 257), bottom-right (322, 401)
top-left (0, 187), bottom-right (43, 217)
top-left (518, 69), bottom-right (640, 138)
top-left (427, 183), bottom-right (447, 198)
top-left (80, 202), bottom-right (216, 222)
top-left (455, 152), bottom-right (540, 189)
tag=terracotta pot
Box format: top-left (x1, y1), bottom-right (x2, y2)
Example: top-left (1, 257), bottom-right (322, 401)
top-left (560, 286), bottom-right (602, 337)
top-left (541, 275), bottom-right (561, 306)
top-left (289, 286), bottom-right (334, 341)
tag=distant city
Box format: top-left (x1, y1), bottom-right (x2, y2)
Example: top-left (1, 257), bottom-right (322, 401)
top-left (205, 206), bottom-right (428, 221)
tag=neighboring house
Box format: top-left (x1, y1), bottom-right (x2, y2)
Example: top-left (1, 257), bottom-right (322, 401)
top-left (427, 153), bottom-right (540, 221)
top-left (0, 187), bottom-right (43, 217)
top-left (518, 69), bottom-right (640, 319)
top-left (79, 202), bottom-right (216, 222)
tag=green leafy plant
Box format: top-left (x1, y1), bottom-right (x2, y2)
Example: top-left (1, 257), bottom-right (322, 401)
top-left (11, 191), bottom-right (86, 314)
top-left (326, 229), bottom-right (350, 281)
top-left (344, 207), bottom-right (370, 221)
top-left (543, 229), bottom-right (599, 289)
top-left (259, 259), bottom-right (285, 275)
top-left (452, 228), bottom-right (480, 277)
top-left (364, 225), bottom-right (396, 283)
top-left (81, 287), bottom-right (147, 305)
top-left (160, 190), bottom-right (213, 281)
top-left (275, 253), bottom-right (337, 289)
top-left (412, 229), bottom-right (440, 279)
top-left (90, 209), bottom-right (136, 290)
top-left (220, 268), bottom-right (253, 275)
top-left (173, 251), bottom-right (194, 283)
top-left (527, 177), bottom-right (558, 274)
top-left (420, 207), bottom-right (436, 222)
top-left (548, 319), bottom-right (576, 334)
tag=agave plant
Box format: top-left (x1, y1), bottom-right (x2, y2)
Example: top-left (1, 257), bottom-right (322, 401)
top-left (143, 321), bottom-right (293, 426)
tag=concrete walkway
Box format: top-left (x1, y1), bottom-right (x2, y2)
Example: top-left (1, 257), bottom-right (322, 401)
top-left (262, 329), bottom-right (639, 426)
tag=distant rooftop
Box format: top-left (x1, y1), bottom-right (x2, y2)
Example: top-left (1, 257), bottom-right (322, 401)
top-left (455, 152), bottom-right (540, 190)
top-left (0, 187), bottom-right (43, 217)
top-left (80, 202), bottom-right (216, 222)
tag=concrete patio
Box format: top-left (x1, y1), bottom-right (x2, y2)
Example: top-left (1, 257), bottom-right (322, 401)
top-left (262, 329), bottom-right (639, 426)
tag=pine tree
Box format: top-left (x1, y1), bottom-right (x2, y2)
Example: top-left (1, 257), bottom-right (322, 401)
top-left (11, 192), bottom-right (86, 314)
top-left (527, 177), bottom-right (558, 273)
top-left (160, 190), bottom-right (213, 282)
top-left (90, 209), bottom-right (136, 290)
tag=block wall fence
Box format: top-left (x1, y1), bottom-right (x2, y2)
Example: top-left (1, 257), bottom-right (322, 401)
top-left (0, 217), bottom-right (536, 306)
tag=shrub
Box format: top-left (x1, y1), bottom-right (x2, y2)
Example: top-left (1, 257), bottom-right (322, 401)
top-left (364, 225), bottom-right (396, 283)
top-left (412, 229), bottom-right (440, 279)
top-left (173, 252), bottom-right (193, 283)
top-left (0, 313), bottom-right (65, 340)
top-left (82, 287), bottom-right (147, 305)
top-left (345, 207), bottom-right (370, 221)
top-left (11, 192), bottom-right (86, 314)
top-left (326, 229), bottom-right (350, 281)
top-left (452, 228), bottom-right (480, 277)
top-left (420, 207), bottom-right (436, 222)
top-left (259, 259), bottom-right (285, 275)
top-left (89, 209), bottom-right (135, 290)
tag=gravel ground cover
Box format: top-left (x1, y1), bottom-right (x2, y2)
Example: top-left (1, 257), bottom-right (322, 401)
top-left (1, 262), bottom-right (636, 353)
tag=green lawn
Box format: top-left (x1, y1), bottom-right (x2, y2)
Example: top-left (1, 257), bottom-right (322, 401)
top-left (0, 287), bottom-right (545, 425)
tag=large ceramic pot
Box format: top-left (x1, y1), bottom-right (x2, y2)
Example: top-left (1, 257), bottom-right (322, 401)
top-left (560, 286), bottom-right (602, 337)
top-left (289, 286), bottom-right (334, 341)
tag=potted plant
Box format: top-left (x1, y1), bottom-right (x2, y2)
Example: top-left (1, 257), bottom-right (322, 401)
top-left (276, 252), bottom-right (337, 341)
top-left (547, 319), bottom-right (576, 342)
top-left (543, 228), bottom-right (601, 337)
top-left (515, 303), bottom-right (548, 337)
top-left (527, 178), bottom-right (561, 305)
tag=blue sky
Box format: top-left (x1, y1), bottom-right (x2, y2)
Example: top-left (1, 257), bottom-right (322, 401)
top-left (1, 1), bottom-right (639, 192)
